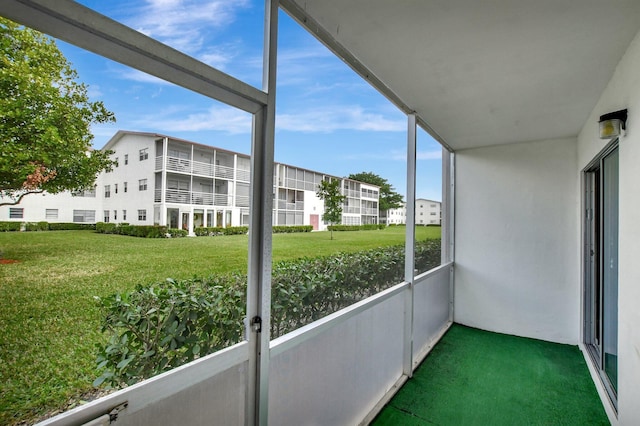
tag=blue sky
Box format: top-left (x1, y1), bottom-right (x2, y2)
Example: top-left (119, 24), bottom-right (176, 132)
top-left (59, 0), bottom-right (442, 201)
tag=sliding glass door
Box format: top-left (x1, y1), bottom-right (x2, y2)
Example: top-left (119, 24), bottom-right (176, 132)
top-left (584, 141), bottom-right (618, 406)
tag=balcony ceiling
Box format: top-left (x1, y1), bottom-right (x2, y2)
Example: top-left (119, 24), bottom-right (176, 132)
top-left (281, 0), bottom-right (640, 150)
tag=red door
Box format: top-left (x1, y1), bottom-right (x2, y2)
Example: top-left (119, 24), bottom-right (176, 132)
top-left (310, 214), bottom-right (319, 230)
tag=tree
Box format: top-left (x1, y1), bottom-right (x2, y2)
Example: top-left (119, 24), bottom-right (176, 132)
top-left (0, 17), bottom-right (116, 206)
top-left (316, 178), bottom-right (346, 240)
top-left (348, 171), bottom-right (404, 220)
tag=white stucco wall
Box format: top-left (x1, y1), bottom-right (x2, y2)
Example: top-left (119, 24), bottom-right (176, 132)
top-left (454, 137), bottom-right (579, 344)
top-left (577, 29), bottom-right (640, 426)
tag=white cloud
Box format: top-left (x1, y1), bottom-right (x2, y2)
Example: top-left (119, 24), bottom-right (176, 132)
top-left (276, 106), bottom-right (405, 133)
top-left (118, 68), bottom-right (174, 85)
top-left (134, 105), bottom-right (252, 134)
top-left (130, 103), bottom-right (406, 136)
top-left (128, 0), bottom-right (251, 54)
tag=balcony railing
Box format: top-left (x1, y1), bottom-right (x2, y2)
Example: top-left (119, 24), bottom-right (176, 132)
top-left (39, 263), bottom-right (453, 426)
top-left (154, 189), bottom-right (231, 207)
top-left (155, 156), bottom-right (241, 181)
top-left (277, 200), bottom-right (304, 210)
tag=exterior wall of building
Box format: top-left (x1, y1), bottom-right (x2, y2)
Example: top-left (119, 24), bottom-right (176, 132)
top-left (0, 131), bottom-right (380, 233)
top-left (102, 133), bottom-right (157, 225)
top-left (385, 199), bottom-right (441, 226)
top-left (0, 188), bottom-right (101, 224)
top-left (454, 137), bottom-right (579, 345)
top-left (576, 28), bottom-right (640, 425)
top-left (386, 205), bottom-right (407, 225)
top-left (415, 199), bottom-right (441, 226)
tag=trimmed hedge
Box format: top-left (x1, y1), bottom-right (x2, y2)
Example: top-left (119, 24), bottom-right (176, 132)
top-left (0, 222), bottom-right (22, 232)
top-left (94, 239), bottom-right (441, 387)
top-left (193, 226), bottom-right (248, 236)
top-left (95, 222), bottom-right (168, 238)
top-left (0, 221), bottom-right (95, 232)
top-left (48, 222), bottom-right (96, 231)
top-left (327, 224), bottom-right (385, 232)
top-left (272, 225), bottom-right (313, 233)
top-left (167, 228), bottom-right (188, 238)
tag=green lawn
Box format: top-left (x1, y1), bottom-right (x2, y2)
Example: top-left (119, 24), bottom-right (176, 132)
top-left (0, 226), bottom-right (439, 425)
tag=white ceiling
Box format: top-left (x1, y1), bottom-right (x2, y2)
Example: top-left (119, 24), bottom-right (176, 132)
top-left (281, 0), bottom-right (640, 150)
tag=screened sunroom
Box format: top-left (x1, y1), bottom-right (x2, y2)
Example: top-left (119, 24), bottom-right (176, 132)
top-left (2, 1), bottom-right (640, 425)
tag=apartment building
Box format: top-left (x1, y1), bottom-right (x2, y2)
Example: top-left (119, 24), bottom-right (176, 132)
top-left (0, 131), bottom-right (379, 232)
top-left (385, 199), bottom-right (441, 225)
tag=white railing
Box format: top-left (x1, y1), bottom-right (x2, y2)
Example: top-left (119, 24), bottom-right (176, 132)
top-left (38, 262), bottom-right (453, 426)
top-left (215, 164), bottom-right (234, 180)
top-left (165, 189), bottom-right (191, 204)
top-left (214, 193), bottom-right (229, 206)
top-left (236, 169), bottom-right (250, 182)
top-left (362, 208), bottom-right (378, 215)
top-left (236, 195), bottom-right (250, 207)
top-left (166, 157), bottom-right (191, 173)
top-left (191, 191), bottom-right (214, 205)
top-left (192, 161), bottom-right (214, 177)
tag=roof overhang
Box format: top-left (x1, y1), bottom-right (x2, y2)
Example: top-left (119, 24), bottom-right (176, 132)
top-left (281, 0), bottom-right (640, 150)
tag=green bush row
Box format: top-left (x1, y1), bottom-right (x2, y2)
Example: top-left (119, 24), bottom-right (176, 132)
top-left (94, 239), bottom-right (441, 387)
top-left (272, 225), bottom-right (313, 233)
top-left (95, 222), bottom-right (167, 238)
top-left (0, 222), bottom-right (23, 232)
top-left (0, 221), bottom-right (95, 232)
top-left (167, 228), bottom-right (188, 238)
top-left (327, 224), bottom-right (385, 231)
top-left (193, 226), bottom-right (249, 236)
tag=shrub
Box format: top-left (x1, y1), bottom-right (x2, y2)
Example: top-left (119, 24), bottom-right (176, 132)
top-left (94, 239), bottom-right (441, 387)
top-left (96, 223), bottom-right (168, 238)
top-left (272, 225), bottom-right (313, 233)
top-left (0, 221), bottom-right (22, 232)
top-left (222, 226), bottom-right (248, 235)
top-left (95, 222), bottom-right (117, 234)
top-left (194, 226), bottom-right (224, 236)
top-left (24, 221), bottom-right (49, 231)
top-left (327, 224), bottom-right (385, 232)
top-left (168, 228), bottom-right (188, 238)
top-left (94, 276), bottom-right (246, 387)
top-left (48, 222), bottom-right (96, 231)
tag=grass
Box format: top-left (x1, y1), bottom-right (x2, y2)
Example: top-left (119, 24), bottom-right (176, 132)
top-left (0, 226), bottom-right (439, 425)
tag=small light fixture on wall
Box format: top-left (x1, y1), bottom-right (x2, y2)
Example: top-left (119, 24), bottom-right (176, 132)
top-left (599, 109), bottom-right (627, 139)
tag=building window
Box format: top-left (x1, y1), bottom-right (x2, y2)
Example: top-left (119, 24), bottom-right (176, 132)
top-left (138, 209), bottom-right (147, 221)
top-left (104, 210), bottom-right (110, 223)
top-left (104, 185), bottom-right (111, 198)
top-left (123, 210), bottom-right (127, 221)
top-left (139, 148), bottom-right (149, 161)
top-left (430, 212), bottom-right (436, 215)
top-left (124, 182), bottom-right (128, 193)
top-left (45, 209), bottom-right (58, 220)
top-left (115, 157), bottom-right (119, 167)
top-left (124, 154), bottom-right (129, 165)
top-left (9, 208), bottom-right (23, 219)
top-left (420, 212), bottom-right (424, 215)
top-left (114, 184), bottom-right (118, 194)
top-left (114, 210), bottom-right (117, 221)
top-left (139, 179), bottom-right (148, 191)
top-left (73, 210), bottom-right (95, 223)
top-left (431, 204), bottom-right (436, 208)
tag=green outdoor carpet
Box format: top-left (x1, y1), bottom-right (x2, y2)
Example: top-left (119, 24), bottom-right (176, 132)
top-left (372, 324), bottom-right (609, 426)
